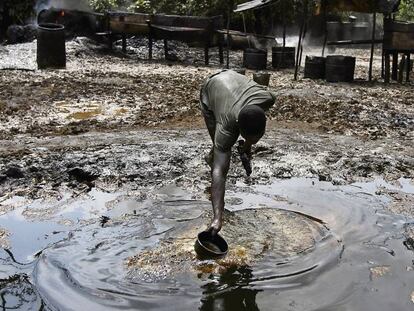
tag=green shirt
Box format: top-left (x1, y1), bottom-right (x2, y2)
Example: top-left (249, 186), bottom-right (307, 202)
top-left (200, 70), bottom-right (276, 151)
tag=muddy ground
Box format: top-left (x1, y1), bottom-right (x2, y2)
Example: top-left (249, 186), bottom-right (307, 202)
top-left (0, 38), bottom-right (413, 203)
top-left (0, 37), bottom-right (413, 310)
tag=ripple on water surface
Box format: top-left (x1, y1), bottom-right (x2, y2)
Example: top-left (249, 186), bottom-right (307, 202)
top-left (24, 179), bottom-right (414, 310)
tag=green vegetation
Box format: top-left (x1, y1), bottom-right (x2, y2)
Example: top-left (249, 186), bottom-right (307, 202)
top-left (89, 0), bottom-right (129, 12)
top-left (88, 0), bottom-right (239, 15)
top-left (2, 0), bottom-right (35, 24)
top-left (130, 0), bottom-right (235, 16)
top-left (397, 0), bottom-right (414, 21)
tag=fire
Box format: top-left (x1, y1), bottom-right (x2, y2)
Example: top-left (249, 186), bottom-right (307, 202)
top-left (60, 11), bottom-right (65, 17)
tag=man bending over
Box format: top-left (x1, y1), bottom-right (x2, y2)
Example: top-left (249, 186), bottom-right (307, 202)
top-left (200, 70), bottom-right (276, 235)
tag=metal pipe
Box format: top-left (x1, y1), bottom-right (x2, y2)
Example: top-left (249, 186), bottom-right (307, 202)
top-left (226, 8), bottom-right (231, 69)
top-left (242, 13), bottom-right (250, 48)
top-left (327, 39), bottom-right (383, 46)
top-left (295, 0), bottom-right (308, 80)
top-left (369, 12), bottom-right (376, 81)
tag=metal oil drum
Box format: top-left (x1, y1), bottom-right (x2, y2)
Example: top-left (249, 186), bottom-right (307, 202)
top-left (325, 55), bottom-right (355, 82)
top-left (243, 48), bottom-right (267, 70)
top-left (271, 46), bottom-right (295, 69)
top-left (304, 56), bottom-right (326, 79)
top-left (37, 23), bottom-right (66, 69)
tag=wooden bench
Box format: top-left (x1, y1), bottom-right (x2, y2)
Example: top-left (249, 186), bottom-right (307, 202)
top-left (147, 14), bottom-right (224, 65)
top-left (105, 12), bottom-right (151, 52)
top-left (106, 12), bottom-right (224, 65)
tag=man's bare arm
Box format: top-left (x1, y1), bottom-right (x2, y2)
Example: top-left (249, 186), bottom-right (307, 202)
top-left (208, 147), bottom-right (231, 235)
top-left (203, 112), bottom-right (216, 143)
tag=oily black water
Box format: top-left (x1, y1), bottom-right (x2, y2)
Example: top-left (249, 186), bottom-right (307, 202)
top-left (0, 178), bottom-right (413, 311)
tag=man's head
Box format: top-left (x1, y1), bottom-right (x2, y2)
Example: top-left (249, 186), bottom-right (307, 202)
top-left (238, 105), bottom-right (266, 144)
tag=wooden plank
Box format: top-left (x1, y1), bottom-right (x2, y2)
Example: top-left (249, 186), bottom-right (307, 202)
top-left (384, 19), bottom-right (414, 33)
top-left (218, 34), bottom-right (224, 64)
top-left (384, 52), bottom-right (390, 83)
top-left (164, 39), bottom-right (168, 60)
top-left (294, 0), bottom-right (307, 80)
top-left (216, 29), bottom-right (275, 40)
top-left (369, 13), bottom-right (376, 81)
top-left (392, 52), bottom-right (398, 80)
top-left (122, 34), bottom-right (126, 53)
top-left (327, 39), bottom-right (383, 45)
top-left (147, 21), bottom-right (153, 60)
top-left (110, 21), bottom-right (149, 35)
top-left (383, 32), bottom-right (414, 50)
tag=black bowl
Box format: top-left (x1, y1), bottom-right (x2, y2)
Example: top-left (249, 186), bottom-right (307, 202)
top-left (194, 231), bottom-right (228, 260)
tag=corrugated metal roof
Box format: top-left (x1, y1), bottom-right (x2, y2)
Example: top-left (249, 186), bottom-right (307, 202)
top-left (234, 0), bottom-right (400, 13)
top-left (317, 0), bottom-right (400, 14)
top-left (234, 0), bottom-right (275, 13)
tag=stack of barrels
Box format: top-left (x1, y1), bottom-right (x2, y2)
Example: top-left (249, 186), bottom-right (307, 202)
top-left (326, 21), bottom-right (371, 42)
top-left (304, 55), bottom-right (356, 82)
top-left (243, 46), bottom-right (296, 70)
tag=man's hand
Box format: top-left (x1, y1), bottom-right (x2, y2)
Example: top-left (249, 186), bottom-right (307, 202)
top-left (237, 140), bottom-right (252, 176)
top-left (207, 217), bottom-right (222, 236)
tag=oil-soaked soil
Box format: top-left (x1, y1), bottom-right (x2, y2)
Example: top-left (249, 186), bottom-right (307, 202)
top-left (0, 38), bottom-right (413, 310)
top-left (0, 128), bottom-right (412, 203)
top-left (0, 39), bottom-right (413, 140)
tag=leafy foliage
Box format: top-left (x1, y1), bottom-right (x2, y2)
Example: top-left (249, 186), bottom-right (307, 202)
top-left (397, 0), bottom-right (414, 21)
top-left (89, 0), bottom-right (129, 12)
top-left (2, 0), bottom-right (35, 24)
top-left (129, 0), bottom-right (238, 16)
top-left (127, 0), bottom-right (303, 32)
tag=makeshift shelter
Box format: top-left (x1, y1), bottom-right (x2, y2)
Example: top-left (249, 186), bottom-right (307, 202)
top-left (315, 0), bottom-right (400, 14)
top-left (234, 0), bottom-right (400, 14)
top-left (317, 0), bottom-right (400, 81)
top-left (234, 0), bottom-right (275, 12)
top-left (233, 0), bottom-right (401, 80)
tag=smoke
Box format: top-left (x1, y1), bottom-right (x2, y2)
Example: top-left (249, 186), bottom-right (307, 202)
top-left (35, 0), bottom-right (92, 14)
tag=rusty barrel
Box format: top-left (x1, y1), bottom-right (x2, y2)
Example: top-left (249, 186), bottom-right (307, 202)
top-left (325, 55), bottom-right (355, 82)
top-left (327, 21), bottom-right (353, 41)
top-left (352, 22), bottom-right (370, 41)
top-left (272, 46), bottom-right (295, 69)
top-left (341, 22), bottom-right (353, 41)
top-left (304, 56), bottom-right (326, 79)
top-left (326, 22), bottom-right (341, 42)
top-left (243, 48), bottom-right (267, 70)
top-left (37, 23), bottom-right (66, 69)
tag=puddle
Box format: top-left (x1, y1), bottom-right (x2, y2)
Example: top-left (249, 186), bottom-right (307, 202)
top-left (0, 178), bottom-right (413, 310)
top-left (0, 189), bottom-right (123, 262)
top-left (67, 109), bottom-right (103, 120)
top-left (54, 100), bottom-right (123, 121)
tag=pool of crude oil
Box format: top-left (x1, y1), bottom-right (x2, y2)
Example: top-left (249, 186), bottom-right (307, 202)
top-left (0, 178), bottom-right (413, 311)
